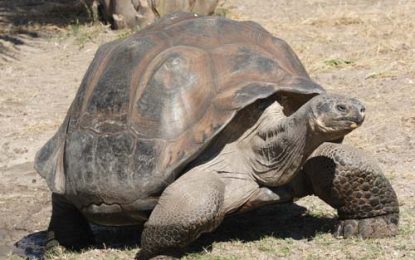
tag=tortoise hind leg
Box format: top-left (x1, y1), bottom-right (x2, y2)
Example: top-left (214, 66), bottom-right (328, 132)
top-left (300, 142), bottom-right (399, 238)
top-left (46, 193), bottom-right (95, 251)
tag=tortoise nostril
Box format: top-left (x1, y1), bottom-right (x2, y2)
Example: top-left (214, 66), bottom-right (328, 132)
top-left (360, 107), bottom-right (366, 113)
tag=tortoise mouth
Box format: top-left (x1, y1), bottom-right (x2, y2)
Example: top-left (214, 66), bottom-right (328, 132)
top-left (333, 117), bottom-right (364, 129)
top-left (335, 119), bottom-right (363, 127)
top-left (315, 118), bottom-right (363, 136)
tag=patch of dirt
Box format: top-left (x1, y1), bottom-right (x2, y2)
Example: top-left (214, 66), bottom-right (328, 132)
top-left (0, 0), bottom-right (414, 259)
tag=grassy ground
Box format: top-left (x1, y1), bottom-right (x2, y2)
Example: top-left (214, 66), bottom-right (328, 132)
top-left (1, 0), bottom-right (414, 259)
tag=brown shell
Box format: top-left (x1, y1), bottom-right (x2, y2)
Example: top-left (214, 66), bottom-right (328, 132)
top-left (35, 13), bottom-right (324, 205)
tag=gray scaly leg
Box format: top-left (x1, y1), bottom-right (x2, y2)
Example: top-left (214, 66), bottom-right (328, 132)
top-left (46, 193), bottom-right (95, 251)
top-left (136, 170), bottom-right (226, 259)
top-left (301, 142), bottom-right (399, 238)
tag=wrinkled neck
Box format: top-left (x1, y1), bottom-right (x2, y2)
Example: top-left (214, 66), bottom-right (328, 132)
top-left (241, 103), bottom-right (323, 186)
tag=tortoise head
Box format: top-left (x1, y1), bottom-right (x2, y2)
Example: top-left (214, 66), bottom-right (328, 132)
top-left (308, 94), bottom-right (366, 140)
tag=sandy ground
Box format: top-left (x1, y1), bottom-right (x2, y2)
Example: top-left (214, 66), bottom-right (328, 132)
top-left (0, 0), bottom-right (414, 259)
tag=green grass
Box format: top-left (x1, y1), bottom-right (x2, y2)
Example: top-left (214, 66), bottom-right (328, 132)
top-left (66, 20), bottom-right (100, 49)
top-left (63, 19), bottom-right (135, 49)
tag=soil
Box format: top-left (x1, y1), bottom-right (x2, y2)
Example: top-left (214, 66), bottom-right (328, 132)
top-left (0, 0), bottom-right (414, 259)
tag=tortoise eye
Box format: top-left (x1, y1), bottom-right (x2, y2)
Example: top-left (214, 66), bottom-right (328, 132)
top-left (336, 104), bottom-right (347, 112)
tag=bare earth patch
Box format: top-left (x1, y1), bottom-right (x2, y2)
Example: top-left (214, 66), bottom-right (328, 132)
top-left (1, 0), bottom-right (414, 259)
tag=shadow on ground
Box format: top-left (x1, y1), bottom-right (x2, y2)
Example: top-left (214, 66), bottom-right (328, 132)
top-left (0, 0), bottom-right (90, 30)
top-left (0, 0), bottom-right (91, 62)
top-left (14, 203), bottom-right (336, 258)
top-left (188, 203), bottom-right (335, 254)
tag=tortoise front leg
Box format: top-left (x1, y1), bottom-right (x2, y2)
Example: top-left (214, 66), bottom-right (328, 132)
top-left (300, 142), bottom-right (399, 238)
top-left (46, 193), bottom-right (95, 251)
top-left (136, 170), bottom-right (226, 259)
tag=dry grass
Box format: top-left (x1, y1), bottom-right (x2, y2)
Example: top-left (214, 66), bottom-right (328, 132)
top-left (225, 0), bottom-right (415, 77)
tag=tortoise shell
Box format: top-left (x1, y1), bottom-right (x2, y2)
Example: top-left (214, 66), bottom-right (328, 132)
top-left (35, 13), bottom-right (324, 207)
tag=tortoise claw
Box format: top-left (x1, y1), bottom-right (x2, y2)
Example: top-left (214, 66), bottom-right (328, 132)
top-left (334, 213), bottom-right (399, 239)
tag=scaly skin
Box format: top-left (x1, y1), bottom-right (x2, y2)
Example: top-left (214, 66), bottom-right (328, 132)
top-left (301, 142), bottom-right (399, 238)
top-left (137, 170), bottom-right (225, 259)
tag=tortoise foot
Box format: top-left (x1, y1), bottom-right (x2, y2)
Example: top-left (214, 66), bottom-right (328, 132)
top-left (45, 229), bottom-right (95, 252)
top-left (135, 250), bottom-right (182, 260)
top-left (334, 213), bottom-right (399, 239)
top-left (46, 193), bottom-right (95, 251)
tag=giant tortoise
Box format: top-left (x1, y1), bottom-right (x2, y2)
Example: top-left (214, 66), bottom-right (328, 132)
top-left (84, 0), bottom-right (219, 29)
top-left (35, 12), bottom-right (399, 259)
